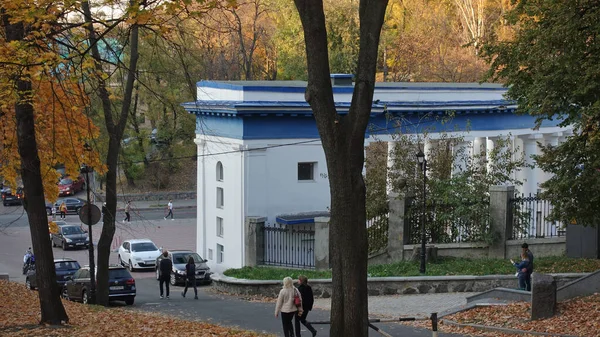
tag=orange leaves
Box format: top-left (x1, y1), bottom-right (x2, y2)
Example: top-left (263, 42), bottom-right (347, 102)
top-left (0, 280), bottom-right (270, 336)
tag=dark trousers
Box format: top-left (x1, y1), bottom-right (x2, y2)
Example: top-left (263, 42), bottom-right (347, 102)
top-left (60, 211), bottom-right (66, 219)
top-left (295, 309), bottom-right (316, 336)
top-left (281, 312), bottom-right (295, 337)
top-left (124, 212), bottom-right (130, 222)
top-left (159, 277), bottom-right (170, 297)
top-left (166, 209), bottom-right (173, 219)
top-left (183, 278), bottom-right (197, 297)
top-left (518, 273), bottom-right (531, 291)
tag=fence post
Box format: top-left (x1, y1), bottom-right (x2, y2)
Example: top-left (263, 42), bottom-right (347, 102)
top-left (245, 216), bottom-right (266, 267)
top-left (314, 217), bottom-right (330, 271)
top-left (388, 192), bottom-right (406, 261)
top-left (489, 185), bottom-right (515, 259)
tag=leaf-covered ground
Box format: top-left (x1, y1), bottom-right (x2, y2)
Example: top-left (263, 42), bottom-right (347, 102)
top-left (402, 293), bottom-right (600, 337)
top-left (0, 280), bottom-right (270, 336)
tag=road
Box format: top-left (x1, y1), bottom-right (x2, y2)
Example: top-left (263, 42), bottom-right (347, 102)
top-left (0, 207), bottom-right (461, 337)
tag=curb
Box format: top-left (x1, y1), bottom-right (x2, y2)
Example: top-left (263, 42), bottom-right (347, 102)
top-left (442, 318), bottom-right (580, 337)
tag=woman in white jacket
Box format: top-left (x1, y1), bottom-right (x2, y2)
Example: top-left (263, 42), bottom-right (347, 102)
top-left (275, 276), bottom-right (302, 337)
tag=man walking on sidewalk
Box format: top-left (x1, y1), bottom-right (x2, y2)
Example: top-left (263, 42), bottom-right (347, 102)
top-left (159, 250), bottom-right (172, 299)
top-left (164, 199), bottom-right (174, 220)
top-left (123, 201), bottom-right (131, 223)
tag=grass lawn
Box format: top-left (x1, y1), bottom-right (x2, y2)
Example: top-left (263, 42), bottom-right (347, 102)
top-left (223, 256), bottom-right (600, 280)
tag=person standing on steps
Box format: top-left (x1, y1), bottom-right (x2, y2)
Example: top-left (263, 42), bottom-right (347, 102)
top-left (522, 242), bottom-right (534, 291)
top-left (295, 275), bottom-right (317, 337)
top-left (158, 250), bottom-right (172, 299)
top-left (123, 200), bottom-right (131, 223)
top-left (164, 199), bottom-right (174, 220)
top-left (181, 255), bottom-right (198, 299)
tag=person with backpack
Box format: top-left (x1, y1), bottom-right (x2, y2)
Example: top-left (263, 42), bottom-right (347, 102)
top-left (59, 202), bottom-right (67, 219)
top-left (295, 275), bottom-right (317, 337)
top-left (158, 250), bottom-right (172, 299)
top-left (181, 255), bottom-right (198, 299)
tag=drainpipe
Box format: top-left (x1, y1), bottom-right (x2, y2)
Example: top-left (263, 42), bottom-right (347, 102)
top-left (240, 144), bottom-right (246, 266)
top-left (202, 140), bottom-right (207, 259)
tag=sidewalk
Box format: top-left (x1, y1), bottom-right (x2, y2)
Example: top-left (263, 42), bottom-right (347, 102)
top-left (96, 198), bottom-right (197, 211)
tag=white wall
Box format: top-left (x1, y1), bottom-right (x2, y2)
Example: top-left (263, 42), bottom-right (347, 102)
top-left (244, 139), bottom-right (330, 225)
top-left (196, 135), bottom-right (245, 272)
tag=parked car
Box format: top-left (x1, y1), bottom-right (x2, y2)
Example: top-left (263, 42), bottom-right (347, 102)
top-left (2, 187), bottom-right (24, 206)
top-left (53, 198), bottom-right (86, 214)
top-left (155, 250), bottom-right (212, 286)
top-left (26, 258), bottom-right (81, 291)
top-left (51, 225), bottom-right (89, 250)
top-left (117, 239), bottom-right (162, 272)
top-left (63, 265), bottom-right (136, 305)
top-left (58, 176), bottom-right (84, 196)
top-left (48, 220), bottom-right (68, 240)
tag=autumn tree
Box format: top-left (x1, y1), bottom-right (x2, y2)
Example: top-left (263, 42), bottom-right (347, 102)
top-left (293, 0), bottom-right (388, 335)
top-left (0, 2), bottom-right (102, 324)
top-left (483, 1), bottom-right (600, 227)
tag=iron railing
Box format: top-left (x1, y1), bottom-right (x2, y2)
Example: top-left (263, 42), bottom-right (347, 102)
top-left (405, 199), bottom-right (490, 244)
top-left (258, 223), bottom-right (315, 269)
top-left (510, 194), bottom-right (566, 239)
top-left (367, 214), bottom-right (389, 255)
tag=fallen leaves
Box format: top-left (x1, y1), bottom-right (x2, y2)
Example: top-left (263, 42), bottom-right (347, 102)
top-left (401, 293), bottom-right (600, 337)
top-left (0, 280), bottom-right (272, 336)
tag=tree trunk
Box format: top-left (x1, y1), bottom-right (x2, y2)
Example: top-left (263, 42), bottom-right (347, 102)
top-left (82, 0), bottom-right (139, 306)
top-left (2, 12), bottom-right (69, 325)
top-left (293, 1), bottom-right (388, 335)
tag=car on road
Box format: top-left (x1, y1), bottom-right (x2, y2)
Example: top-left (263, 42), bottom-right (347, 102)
top-left (26, 258), bottom-right (81, 291)
top-left (52, 198), bottom-right (86, 215)
top-left (48, 220), bottom-right (68, 240)
top-left (51, 224), bottom-right (89, 250)
top-left (118, 239), bottom-right (162, 272)
top-left (63, 265), bottom-right (136, 305)
top-left (58, 176), bottom-right (84, 196)
top-left (155, 250), bottom-right (212, 286)
top-left (2, 187), bottom-right (24, 206)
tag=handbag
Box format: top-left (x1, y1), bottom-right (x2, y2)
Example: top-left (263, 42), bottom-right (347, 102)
top-left (294, 289), bottom-right (301, 307)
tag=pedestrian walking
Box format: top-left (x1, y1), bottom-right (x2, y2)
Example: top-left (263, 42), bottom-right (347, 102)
top-left (275, 276), bottom-right (302, 337)
top-left (164, 199), bottom-right (174, 220)
top-left (51, 205), bottom-right (57, 220)
top-left (123, 201), bottom-right (131, 223)
top-left (181, 255), bottom-right (198, 299)
top-left (59, 202), bottom-right (67, 219)
top-left (522, 242), bottom-right (534, 291)
top-left (158, 250), bottom-right (172, 299)
top-left (511, 251), bottom-right (531, 291)
top-left (295, 275), bottom-right (317, 337)
top-left (101, 202), bottom-right (107, 222)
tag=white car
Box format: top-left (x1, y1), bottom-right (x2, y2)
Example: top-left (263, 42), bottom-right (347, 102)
top-left (117, 239), bottom-right (161, 272)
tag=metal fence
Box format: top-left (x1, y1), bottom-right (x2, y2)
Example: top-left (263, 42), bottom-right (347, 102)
top-left (510, 194), bottom-right (566, 239)
top-left (367, 214), bottom-right (389, 255)
top-left (258, 223), bottom-right (315, 269)
top-left (405, 199), bottom-right (490, 244)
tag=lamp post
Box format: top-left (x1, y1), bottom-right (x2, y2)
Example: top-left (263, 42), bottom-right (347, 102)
top-left (82, 142), bottom-right (96, 303)
top-left (416, 149), bottom-right (427, 274)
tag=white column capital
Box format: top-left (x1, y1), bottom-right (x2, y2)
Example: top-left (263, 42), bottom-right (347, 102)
top-left (526, 133), bottom-right (544, 140)
top-left (194, 137), bottom-right (206, 146)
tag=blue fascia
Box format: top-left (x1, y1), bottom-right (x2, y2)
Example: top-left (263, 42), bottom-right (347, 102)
top-left (275, 217), bottom-right (316, 225)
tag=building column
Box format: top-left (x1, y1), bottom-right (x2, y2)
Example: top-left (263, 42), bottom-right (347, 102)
top-left (387, 141), bottom-right (396, 196)
top-left (453, 137), bottom-right (472, 177)
top-left (473, 137), bottom-right (486, 170)
top-left (486, 136), bottom-right (496, 173)
top-left (521, 134), bottom-right (544, 196)
top-left (314, 217), bottom-right (330, 270)
top-left (194, 137), bottom-right (207, 259)
top-left (542, 133), bottom-right (561, 184)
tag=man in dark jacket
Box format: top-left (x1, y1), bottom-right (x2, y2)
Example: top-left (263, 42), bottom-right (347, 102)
top-left (158, 250), bottom-right (172, 299)
top-left (295, 275), bottom-right (317, 337)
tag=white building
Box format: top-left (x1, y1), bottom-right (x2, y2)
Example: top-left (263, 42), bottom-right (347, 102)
top-left (183, 75), bottom-right (571, 272)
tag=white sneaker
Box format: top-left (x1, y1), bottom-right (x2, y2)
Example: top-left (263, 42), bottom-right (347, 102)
top-left (164, 217), bottom-right (166, 220)
top-left (171, 219), bottom-right (174, 221)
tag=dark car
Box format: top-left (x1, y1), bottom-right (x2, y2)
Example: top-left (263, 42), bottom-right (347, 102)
top-left (53, 198), bottom-right (86, 214)
top-left (51, 225), bottom-right (89, 250)
top-left (63, 265), bottom-right (136, 305)
top-left (58, 176), bottom-right (84, 197)
top-left (26, 258), bottom-right (81, 291)
top-left (155, 250), bottom-right (212, 286)
top-left (2, 187), bottom-right (24, 206)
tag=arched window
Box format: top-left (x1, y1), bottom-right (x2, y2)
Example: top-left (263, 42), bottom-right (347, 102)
top-left (216, 161), bottom-right (224, 181)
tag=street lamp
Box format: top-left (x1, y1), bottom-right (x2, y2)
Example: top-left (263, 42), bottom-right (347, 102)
top-left (82, 142), bottom-right (96, 303)
top-left (416, 149), bottom-right (427, 274)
